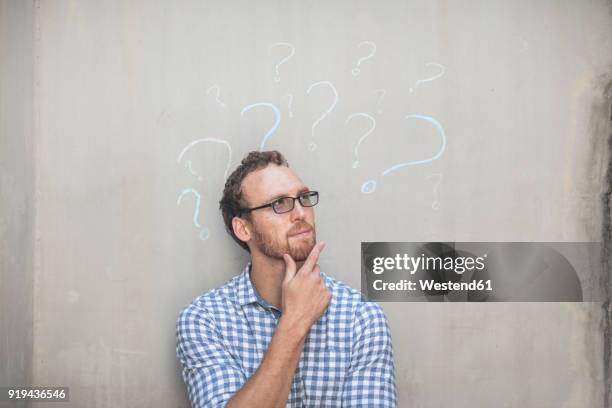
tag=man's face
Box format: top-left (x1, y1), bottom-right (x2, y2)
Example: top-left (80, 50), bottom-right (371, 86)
top-left (240, 164), bottom-right (316, 262)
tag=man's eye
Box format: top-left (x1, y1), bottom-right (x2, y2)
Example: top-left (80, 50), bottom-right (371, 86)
top-left (274, 197), bottom-right (292, 208)
top-left (299, 192), bottom-right (315, 204)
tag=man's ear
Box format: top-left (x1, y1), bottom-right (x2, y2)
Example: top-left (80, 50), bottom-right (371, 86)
top-left (232, 216), bottom-right (251, 243)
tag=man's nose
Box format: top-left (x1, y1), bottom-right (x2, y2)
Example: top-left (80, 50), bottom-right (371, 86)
top-left (290, 198), bottom-right (307, 220)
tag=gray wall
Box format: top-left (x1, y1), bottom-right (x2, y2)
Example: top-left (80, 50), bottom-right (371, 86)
top-left (1, 1), bottom-right (611, 407)
top-left (0, 1), bottom-right (35, 408)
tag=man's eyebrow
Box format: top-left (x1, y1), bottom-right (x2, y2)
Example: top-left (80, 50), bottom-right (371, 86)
top-left (264, 186), bottom-right (310, 202)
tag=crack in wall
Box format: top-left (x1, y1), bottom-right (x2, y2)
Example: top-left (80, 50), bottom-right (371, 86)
top-left (601, 78), bottom-right (612, 408)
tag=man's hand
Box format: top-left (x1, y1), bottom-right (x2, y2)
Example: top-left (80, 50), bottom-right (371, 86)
top-left (223, 242), bottom-right (330, 408)
top-left (280, 242), bottom-right (332, 338)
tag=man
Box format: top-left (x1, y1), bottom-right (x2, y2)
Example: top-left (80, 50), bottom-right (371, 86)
top-left (176, 150), bottom-right (397, 407)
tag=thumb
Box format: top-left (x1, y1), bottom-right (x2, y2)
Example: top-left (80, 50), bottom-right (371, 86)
top-left (282, 254), bottom-right (297, 285)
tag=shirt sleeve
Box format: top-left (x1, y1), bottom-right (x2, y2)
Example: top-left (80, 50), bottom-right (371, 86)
top-left (176, 303), bottom-right (247, 408)
top-left (342, 301), bottom-right (398, 407)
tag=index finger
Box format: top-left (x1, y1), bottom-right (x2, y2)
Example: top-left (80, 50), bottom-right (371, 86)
top-left (301, 241), bottom-right (325, 273)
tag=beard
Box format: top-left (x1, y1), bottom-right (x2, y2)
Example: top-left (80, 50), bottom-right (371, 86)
top-left (251, 221), bottom-right (316, 262)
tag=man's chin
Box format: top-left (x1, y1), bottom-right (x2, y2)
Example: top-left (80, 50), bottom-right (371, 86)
top-left (289, 239), bottom-right (316, 262)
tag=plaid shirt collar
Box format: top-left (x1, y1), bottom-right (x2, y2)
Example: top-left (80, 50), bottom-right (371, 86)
top-left (235, 263), bottom-right (258, 306)
top-left (234, 262), bottom-right (280, 311)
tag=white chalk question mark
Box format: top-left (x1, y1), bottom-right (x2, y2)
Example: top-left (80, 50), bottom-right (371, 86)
top-left (184, 160), bottom-right (203, 182)
top-left (241, 102), bottom-right (281, 151)
top-left (351, 41), bottom-right (377, 76)
top-left (306, 81), bottom-right (339, 152)
top-left (178, 138), bottom-right (233, 182)
top-left (206, 85), bottom-right (225, 108)
top-left (177, 138), bottom-right (233, 239)
top-left (426, 173), bottom-right (443, 210)
top-left (373, 89), bottom-right (386, 114)
top-left (176, 188), bottom-right (210, 240)
top-left (360, 114), bottom-right (447, 194)
top-left (346, 113), bottom-right (376, 168)
top-left (268, 42), bottom-right (295, 83)
top-left (409, 63), bottom-right (446, 93)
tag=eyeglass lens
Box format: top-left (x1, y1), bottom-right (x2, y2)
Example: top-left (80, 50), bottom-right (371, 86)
top-left (272, 192), bottom-right (318, 213)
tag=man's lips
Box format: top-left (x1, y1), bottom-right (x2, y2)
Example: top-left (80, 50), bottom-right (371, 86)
top-left (288, 228), bottom-right (312, 237)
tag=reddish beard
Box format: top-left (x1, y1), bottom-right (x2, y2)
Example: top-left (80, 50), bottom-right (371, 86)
top-left (252, 221), bottom-right (316, 262)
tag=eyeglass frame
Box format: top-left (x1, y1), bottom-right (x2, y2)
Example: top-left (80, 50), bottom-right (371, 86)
top-left (239, 191), bottom-right (319, 215)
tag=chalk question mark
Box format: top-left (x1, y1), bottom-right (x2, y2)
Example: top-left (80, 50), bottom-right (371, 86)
top-left (409, 63), bottom-right (446, 93)
top-left (176, 138), bottom-right (233, 240)
top-left (351, 41), bottom-right (377, 76)
top-left (184, 160), bottom-right (203, 182)
top-left (206, 85), bottom-right (225, 108)
top-left (241, 102), bottom-right (281, 151)
top-left (373, 89), bottom-right (386, 114)
top-left (426, 173), bottom-right (443, 210)
top-left (306, 81), bottom-right (339, 152)
top-left (177, 138), bottom-right (233, 182)
top-left (360, 114), bottom-right (447, 194)
top-left (176, 188), bottom-right (210, 240)
top-left (346, 113), bottom-right (376, 168)
top-left (268, 42), bottom-right (295, 83)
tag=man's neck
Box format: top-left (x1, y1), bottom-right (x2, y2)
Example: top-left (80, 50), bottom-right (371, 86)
top-left (250, 251), bottom-right (300, 311)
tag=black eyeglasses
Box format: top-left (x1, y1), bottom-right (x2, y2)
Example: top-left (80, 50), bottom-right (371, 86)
top-left (240, 191), bottom-right (319, 215)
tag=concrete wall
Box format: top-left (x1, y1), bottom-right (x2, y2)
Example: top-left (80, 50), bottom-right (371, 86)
top-left (1, 1), bottom-right (611, 407)
top-left (0, 1), bottom-right (35, 408)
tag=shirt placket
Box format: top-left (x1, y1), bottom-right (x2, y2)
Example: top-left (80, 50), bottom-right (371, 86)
top-left (261, 302), bottom-right (307, 408)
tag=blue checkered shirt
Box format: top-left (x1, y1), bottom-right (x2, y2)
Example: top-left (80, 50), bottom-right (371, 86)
top-left (176, 263), bottom-right (397, 407)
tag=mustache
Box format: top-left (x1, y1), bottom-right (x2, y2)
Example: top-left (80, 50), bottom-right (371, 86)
top-left (288, 221), bottom-right (314, 235)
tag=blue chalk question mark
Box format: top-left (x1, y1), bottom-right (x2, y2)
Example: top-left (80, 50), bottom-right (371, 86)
top-left (241, 102), bottom-right (281, 151)
top-left (177, 138), bottom-right (233, 239)
top-left (409, 63), bottom-right (446, 93)
top-left (361, 114), bottom-right (447, 194)
top-left (176, 188), bottom-right (210, 240)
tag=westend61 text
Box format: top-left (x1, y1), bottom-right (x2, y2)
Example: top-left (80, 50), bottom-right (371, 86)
top-left (373, 279), bottom-right (493, 291)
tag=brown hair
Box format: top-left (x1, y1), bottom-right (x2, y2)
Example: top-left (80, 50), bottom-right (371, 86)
top-left (219, 150), bottom-right (288, 252)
